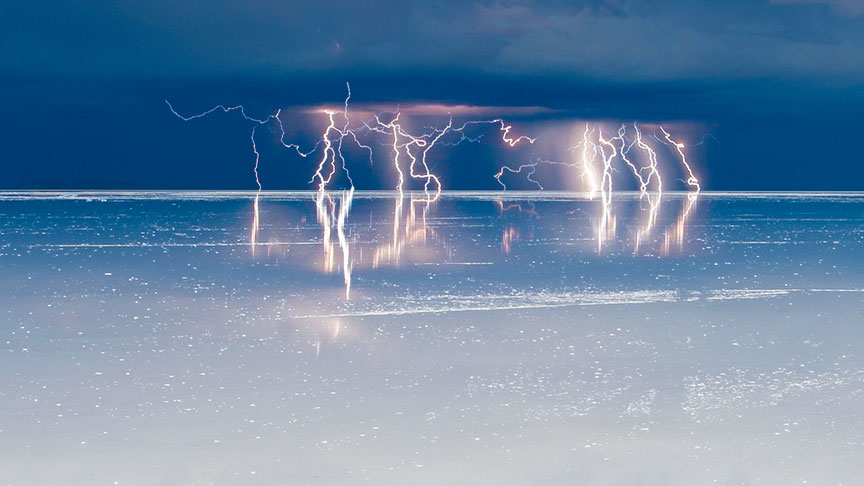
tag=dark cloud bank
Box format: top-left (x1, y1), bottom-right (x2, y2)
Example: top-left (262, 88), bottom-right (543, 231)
top-left (2, 0), bottom-right (863, 190)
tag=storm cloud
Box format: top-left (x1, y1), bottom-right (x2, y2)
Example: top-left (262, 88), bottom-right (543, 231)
top-left (1, 0), bottom-right (863, 189)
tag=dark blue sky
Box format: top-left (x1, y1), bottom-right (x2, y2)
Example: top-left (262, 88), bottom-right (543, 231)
top-left (2, 0), bottom-right (863, 190)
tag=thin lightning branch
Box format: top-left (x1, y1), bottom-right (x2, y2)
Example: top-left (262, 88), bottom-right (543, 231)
top-left (455, 119), bottom-right (536, 147)
top-left (336, 83), bottom-right (356, 188)
top-left (275, 109), bottom-right (323, 158)
top-left (165, 100), bottom-right (273, 124)
top-left (415, 117), bottom-right (451, 201)
top-left (311, 110), bottom-right (340, 193)
top-left (495, 163), bottom-right (543, 190)
top-left (614, 124), bottom-right (648, 195)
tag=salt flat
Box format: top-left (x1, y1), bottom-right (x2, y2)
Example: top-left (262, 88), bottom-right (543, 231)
top-left (1, 192), bottom-right (862, 485)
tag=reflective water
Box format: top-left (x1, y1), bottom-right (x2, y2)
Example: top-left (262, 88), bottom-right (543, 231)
top-left (1, 191), bottom-right (863, 485)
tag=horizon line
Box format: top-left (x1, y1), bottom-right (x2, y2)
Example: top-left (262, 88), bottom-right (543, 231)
top-left (1, 189), bottom-right (863, 200)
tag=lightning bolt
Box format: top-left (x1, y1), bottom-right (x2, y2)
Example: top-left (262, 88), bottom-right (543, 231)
top-left (660, 126), bottom-right (701, 194)
top-left (367, 113), bottom-right (455, 202)
top-left (413, 118), bottom-right (451, 202)
top-left (580, 124), bottom-right (600, 199)
top-left (495, 162), bottom-right (542, 190)
top-left (311, 110), bottom-right (341, 193)
top-left (657, 126), bottom-right (700, 254)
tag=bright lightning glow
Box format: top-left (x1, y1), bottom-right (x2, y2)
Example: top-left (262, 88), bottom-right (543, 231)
top-left (581, 124), bottom-right (600, 199)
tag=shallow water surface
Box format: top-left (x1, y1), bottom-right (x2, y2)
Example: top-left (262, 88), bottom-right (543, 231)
top-left (1, 191), bottom-right (863, 485)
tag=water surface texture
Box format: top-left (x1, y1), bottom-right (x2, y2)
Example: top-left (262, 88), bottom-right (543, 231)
top-left (1, 191), bottom-right (863, 485)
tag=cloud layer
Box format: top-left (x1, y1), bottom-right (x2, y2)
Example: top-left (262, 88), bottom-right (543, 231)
top-left (3, 0), bottom-right (863, 86)
top-left (2, 0), bottom-right (864, 190)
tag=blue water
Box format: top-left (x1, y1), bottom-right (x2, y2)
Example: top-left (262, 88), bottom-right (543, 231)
top-left (1, 191), bottom-right (863, 485)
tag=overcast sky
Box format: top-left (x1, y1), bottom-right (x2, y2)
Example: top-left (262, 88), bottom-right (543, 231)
top-left (2, 0), bottom-right (863, 190)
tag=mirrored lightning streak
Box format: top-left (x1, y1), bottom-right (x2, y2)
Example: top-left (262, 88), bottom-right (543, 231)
top-left (372, 193), bottom-right (449, 268)
top-left (314, 189), bottom-right (354, 299)
top-left (495, 199), bottom-right (539, 218)
top-left (502, 225), bottom-right (519, 254)
top-left (663, 192), bottom-right (700, 255)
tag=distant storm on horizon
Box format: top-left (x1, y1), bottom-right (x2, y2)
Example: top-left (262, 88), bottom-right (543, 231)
top-left (164, 82), bottom-right (702, 194)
